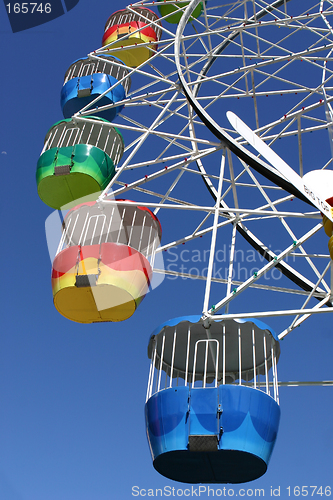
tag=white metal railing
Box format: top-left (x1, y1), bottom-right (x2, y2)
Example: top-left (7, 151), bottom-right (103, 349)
top-left (146, 322), bottom-right (280, 403)
top-left (82, 63), bottom-right (95, 77)
top-left (104, 7), bottom-right (162, 41)
top-left (41, 120), bottom-right (124, 164)
top-left (56, 203), bottom-right (161, 264)
top-left (192, 339), bottom-right (219, 389)
top-left (63, 57), bottom-right (131, 94)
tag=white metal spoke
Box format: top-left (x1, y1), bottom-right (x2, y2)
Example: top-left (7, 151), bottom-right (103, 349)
top-left (203, 150), bottom-right (226, 313)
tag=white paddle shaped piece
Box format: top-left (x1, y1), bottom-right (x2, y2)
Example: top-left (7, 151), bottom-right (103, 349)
top-left (226, 111), bottom-right (333, 222)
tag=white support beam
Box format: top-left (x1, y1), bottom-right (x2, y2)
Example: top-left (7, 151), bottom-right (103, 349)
top-left (207, 305), bottom-right (333, 322)
top-left (203, 223), bottom-right (323, 316)
top-left (203, 150), bottom-right (225, 314)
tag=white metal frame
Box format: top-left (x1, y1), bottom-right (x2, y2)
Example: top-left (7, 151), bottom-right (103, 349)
top-left (146, 320), bottom-right (280, 403)
top-left (56, 202), bottom-right (161, 263)
top-left (60, 0), bottom-right (333, 371)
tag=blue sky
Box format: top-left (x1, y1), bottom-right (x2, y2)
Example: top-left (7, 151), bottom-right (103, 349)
top-left (0, 1), bottom-right (333, 499)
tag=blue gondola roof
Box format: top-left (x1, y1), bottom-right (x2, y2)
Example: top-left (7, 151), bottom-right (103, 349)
top-left (149, 315), bottom-right (278, 342)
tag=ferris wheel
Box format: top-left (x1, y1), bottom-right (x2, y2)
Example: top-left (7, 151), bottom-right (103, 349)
top-left (37, 0), bottom-right (333, 485)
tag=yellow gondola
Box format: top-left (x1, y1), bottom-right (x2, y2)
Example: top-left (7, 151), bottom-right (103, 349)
top-left (52, 200), bottom-right (162, 323)
top-left (102, 7), bottom-right (162, 67)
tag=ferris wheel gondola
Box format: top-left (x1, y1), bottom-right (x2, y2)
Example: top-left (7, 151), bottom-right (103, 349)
top-left (145, 315), bottom-right (280, 483)
top-left (61, 55), bottom-right (131, 121)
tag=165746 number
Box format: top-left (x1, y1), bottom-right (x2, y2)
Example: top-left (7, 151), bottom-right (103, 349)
top-left (287, 486), bottom-right (331, 496)
top-left (6, 3), bottom-right (51, 13)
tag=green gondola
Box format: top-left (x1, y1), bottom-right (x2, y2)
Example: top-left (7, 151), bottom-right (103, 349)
top-left (36, 117), bottom-right (124, 209)
top-left (157, 0), bottom-right (203, 24)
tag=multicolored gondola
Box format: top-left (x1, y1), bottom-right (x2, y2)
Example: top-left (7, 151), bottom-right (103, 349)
top-left (102, 7), bottom-right (162, 67)
top-left (52, 200), bottom-right (162, 323)
top-left (36, 117), bottom-right (124, 209)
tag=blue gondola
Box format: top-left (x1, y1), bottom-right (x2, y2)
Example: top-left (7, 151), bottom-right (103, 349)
top-left (145, 316), bottom-right (281, 483)
top-left (61, 55), bottom-right (131, 121)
